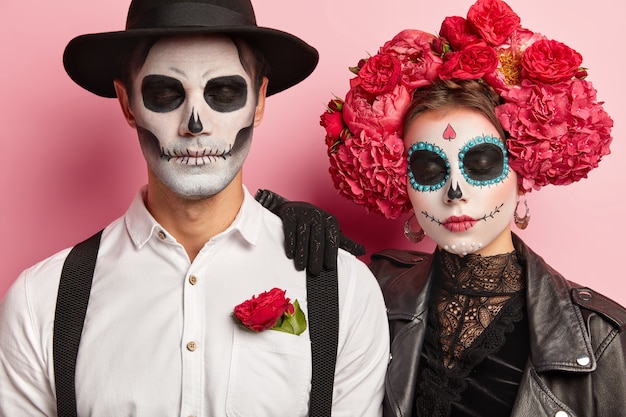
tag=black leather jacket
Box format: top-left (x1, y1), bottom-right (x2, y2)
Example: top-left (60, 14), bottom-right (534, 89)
top-left (370, 234), bottom-right (626, 417)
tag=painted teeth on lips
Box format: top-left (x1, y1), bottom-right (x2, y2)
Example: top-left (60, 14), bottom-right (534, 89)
top-left (443, 215), bottom-right (477, 232)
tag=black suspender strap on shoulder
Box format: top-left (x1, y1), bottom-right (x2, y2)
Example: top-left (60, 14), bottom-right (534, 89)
top-left (53, 230), bottom-right (339, 417)
top-left (53, 230), bottom-right (103, 417)
top-left (306, 267), bottom-right (339, 417)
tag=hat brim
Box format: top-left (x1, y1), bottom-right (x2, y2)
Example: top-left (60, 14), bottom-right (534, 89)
top-left (63, 25), bottom-right (319, 97)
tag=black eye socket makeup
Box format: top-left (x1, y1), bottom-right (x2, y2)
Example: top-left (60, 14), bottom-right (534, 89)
top-left (407, 142), bottom-right (450, 192)
top-left (458, 136), bottom-right (510, 186)
top-left (409, 150), bottom-right (449, 186)
top-left (142, 75), bottom-right (185, 113)
top-left (462, 143), bottom-right (505, 181)
top-left (204, 75), bottom-right (248, 113)
top-left (407, 136), bottom-right (510, 191)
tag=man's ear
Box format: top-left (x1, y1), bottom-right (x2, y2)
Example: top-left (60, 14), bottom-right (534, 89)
top-left (114, 79), bottom-right (136, 128)
top-left (253, 77), bottom-right (269, 128)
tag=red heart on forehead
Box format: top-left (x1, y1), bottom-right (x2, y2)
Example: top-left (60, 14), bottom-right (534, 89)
top-left (443, 124), bottom-right (456, 140)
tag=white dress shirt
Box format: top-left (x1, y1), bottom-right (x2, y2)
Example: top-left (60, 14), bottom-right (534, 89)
top-left (0, 186), bottom-right (389, 417)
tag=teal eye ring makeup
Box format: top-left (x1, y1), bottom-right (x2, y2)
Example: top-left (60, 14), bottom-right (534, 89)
top-left (407, 141), bottom-right (450, 192)
top-left (458, 135), bottom-right (509, 187)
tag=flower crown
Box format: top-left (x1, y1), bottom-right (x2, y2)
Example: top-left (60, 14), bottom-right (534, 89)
top-left (320, 0), bottom-right (613, 220)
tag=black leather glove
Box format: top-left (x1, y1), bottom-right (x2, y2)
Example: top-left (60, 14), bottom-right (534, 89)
top-left (255, 189), bottom-right (366, 275)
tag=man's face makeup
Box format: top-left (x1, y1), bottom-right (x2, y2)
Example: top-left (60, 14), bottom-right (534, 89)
top-left (404, 108), bottom-right (518, 256)
top-left (128, 35), bottom-right (259, 199)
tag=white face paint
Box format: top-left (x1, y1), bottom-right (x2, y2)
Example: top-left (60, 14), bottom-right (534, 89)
top-left (128, 35), bottom-right (259, 199)
top-left (404, 108), bottom-right (518, 256)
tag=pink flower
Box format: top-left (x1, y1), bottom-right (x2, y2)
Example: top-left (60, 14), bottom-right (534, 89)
top-left (380, 29), bottom-right (443, 89)
top-left (497, 79), bottom-right (612, 191)
top-left (353, 53), bottom-right (402, 95)
top-left (320, 0), bottom-right (613, 217)
top-left (521, 39), bottom-right (583, 84)
top-left (439, 16), bottom-right (483, 50)
top-left (343, 84), bottom-right (411, 138)
top-left (439, 44), bottom-right (499, 80)
top-left (484, 28), bottom-right (545, 92)
top-left (234, 288), bottom-right (293, 332)
top-left (467, 0), bottom-right (521, 46)
top-left (329, 131), bottom-right (410, 219)
top-left (320, 98), bottom-right (350, 154)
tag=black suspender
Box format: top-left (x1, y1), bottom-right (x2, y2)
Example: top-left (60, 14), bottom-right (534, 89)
top-left (53, 230), bottom-right (103, 417)
top-left (306, 266), bottom-right (339, 417)
top-left (53, 230), bottom-right (339, 416)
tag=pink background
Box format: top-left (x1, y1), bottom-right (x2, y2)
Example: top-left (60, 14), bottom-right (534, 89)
top-left (1, 0), bottom-right (624, 305)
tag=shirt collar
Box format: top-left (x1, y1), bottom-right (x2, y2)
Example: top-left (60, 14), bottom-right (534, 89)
top-left (124, 185), bottom-right (263, 249)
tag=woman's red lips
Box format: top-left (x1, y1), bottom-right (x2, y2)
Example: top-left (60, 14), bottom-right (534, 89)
top-left (443, 215), bottom-right (477, 232)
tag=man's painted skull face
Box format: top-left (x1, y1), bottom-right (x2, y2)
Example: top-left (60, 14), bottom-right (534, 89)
top-left (404, 108), bottom-right (518, 256)
top-left (129, 35), bottom-right (259, 199)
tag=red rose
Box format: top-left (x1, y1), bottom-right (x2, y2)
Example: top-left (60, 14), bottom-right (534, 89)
top-left (439, 44), bottom-right (498, 80)
top-left (467, 0), bottom-right (520, 46)
top-left (380, 29), bottom-right (443, 89)
top-left (439, 16), bottom-right (482, 50)
top-left (320, 99), bottom-right (348, 153)
top-left (355, 53), bottom-right (402, 95)
top-left (483, 28), bottom-right (545, 92)
top-left (234, 288), bottom-right (293, 332)
top-left (521, 39), bottom-right (582, 84)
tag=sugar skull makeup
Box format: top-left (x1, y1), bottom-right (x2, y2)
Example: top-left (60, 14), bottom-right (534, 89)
top-left (126, 35), bottom-right (261, 199)
top-left (404, 108), bottom-right (518, 256)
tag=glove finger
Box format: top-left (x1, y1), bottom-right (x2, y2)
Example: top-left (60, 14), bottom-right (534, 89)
top-left (282, 209), bottom-right (297, 260)
top-left (294, 215), bottom-right (310, 271)
top-left (339, 234), bottom-right (366, 257)
top-left (323, 215), bottom-right (339, 271)
top-left (306, 215), bottom-right (325, 275)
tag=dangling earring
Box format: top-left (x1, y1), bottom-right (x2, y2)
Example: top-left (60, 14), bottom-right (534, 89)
top-left (514, 196), bottom-right (531, 230)
top-left (403, 213), bottom-right (425, 243)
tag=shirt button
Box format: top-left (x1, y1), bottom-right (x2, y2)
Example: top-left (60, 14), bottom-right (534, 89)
top-left (157, 231), bottom-right (166, 240)
top-left (189, 275), bottom-right (198, 285)
top-left (186, 341), bottom-right (197, 352)
top-left (555, 411), bottom-right (569, 417)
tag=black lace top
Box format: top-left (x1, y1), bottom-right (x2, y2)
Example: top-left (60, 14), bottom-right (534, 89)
top-left (414, 249), bottom-right (529, 417)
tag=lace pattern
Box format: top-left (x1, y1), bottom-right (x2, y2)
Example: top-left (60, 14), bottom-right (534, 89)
top-left (414, 249), bottom-right (525, 417)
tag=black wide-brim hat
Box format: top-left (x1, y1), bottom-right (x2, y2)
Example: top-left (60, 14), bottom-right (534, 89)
top-left (63, 0), bottom-right (319, 98)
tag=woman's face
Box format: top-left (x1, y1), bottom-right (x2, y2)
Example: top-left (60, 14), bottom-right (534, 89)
top-left (404, 108), bottom-right (518, 256)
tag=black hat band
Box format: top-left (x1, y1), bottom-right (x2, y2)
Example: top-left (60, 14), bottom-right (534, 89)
top-left (126, 3), bottom-right (256, 30)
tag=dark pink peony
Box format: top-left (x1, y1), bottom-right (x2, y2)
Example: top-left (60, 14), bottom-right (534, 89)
top-left (380, 29), bottom-right (443, 89)
top-left (497, 79), bottom-right (612, 191)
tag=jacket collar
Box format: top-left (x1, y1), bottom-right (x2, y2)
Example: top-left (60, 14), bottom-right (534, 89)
top-left (383, 235), bottom-right (596, 373)
top-left (512, 234), bottom-right (596, 373)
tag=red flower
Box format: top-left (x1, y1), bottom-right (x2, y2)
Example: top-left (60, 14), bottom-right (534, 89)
top-left (380, 29), bottom-right (443, 89)
top-left (329, 131), bottom-right (410, 219)
top-left (234, 288), bottom-right (294, 332)
top-left (521, 39), bottom-right (583, 84)
top-left (320, 98), bottom-right (349, 154)
top-left (439, 44), bottom-right (499, 80)
top-left (467, 0), bottom-right (521, 46)
top-left (354, 53), bottom-right (402, 95)
top-left (439, 16), bottom-right (482, 50)
top-left (343, 84), bottom-right (412, 138)
top-left (320, 0), bottom-right (613, 217)
top-left (497, 79), bottom-right (612, 191)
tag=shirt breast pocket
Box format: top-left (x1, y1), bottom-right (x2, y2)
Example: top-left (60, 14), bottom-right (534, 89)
top-left (226, 326), bottom-right (311, 417)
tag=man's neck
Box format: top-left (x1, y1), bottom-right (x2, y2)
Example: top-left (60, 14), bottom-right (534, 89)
top-left (144, 179), bottom-right (244, 262)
